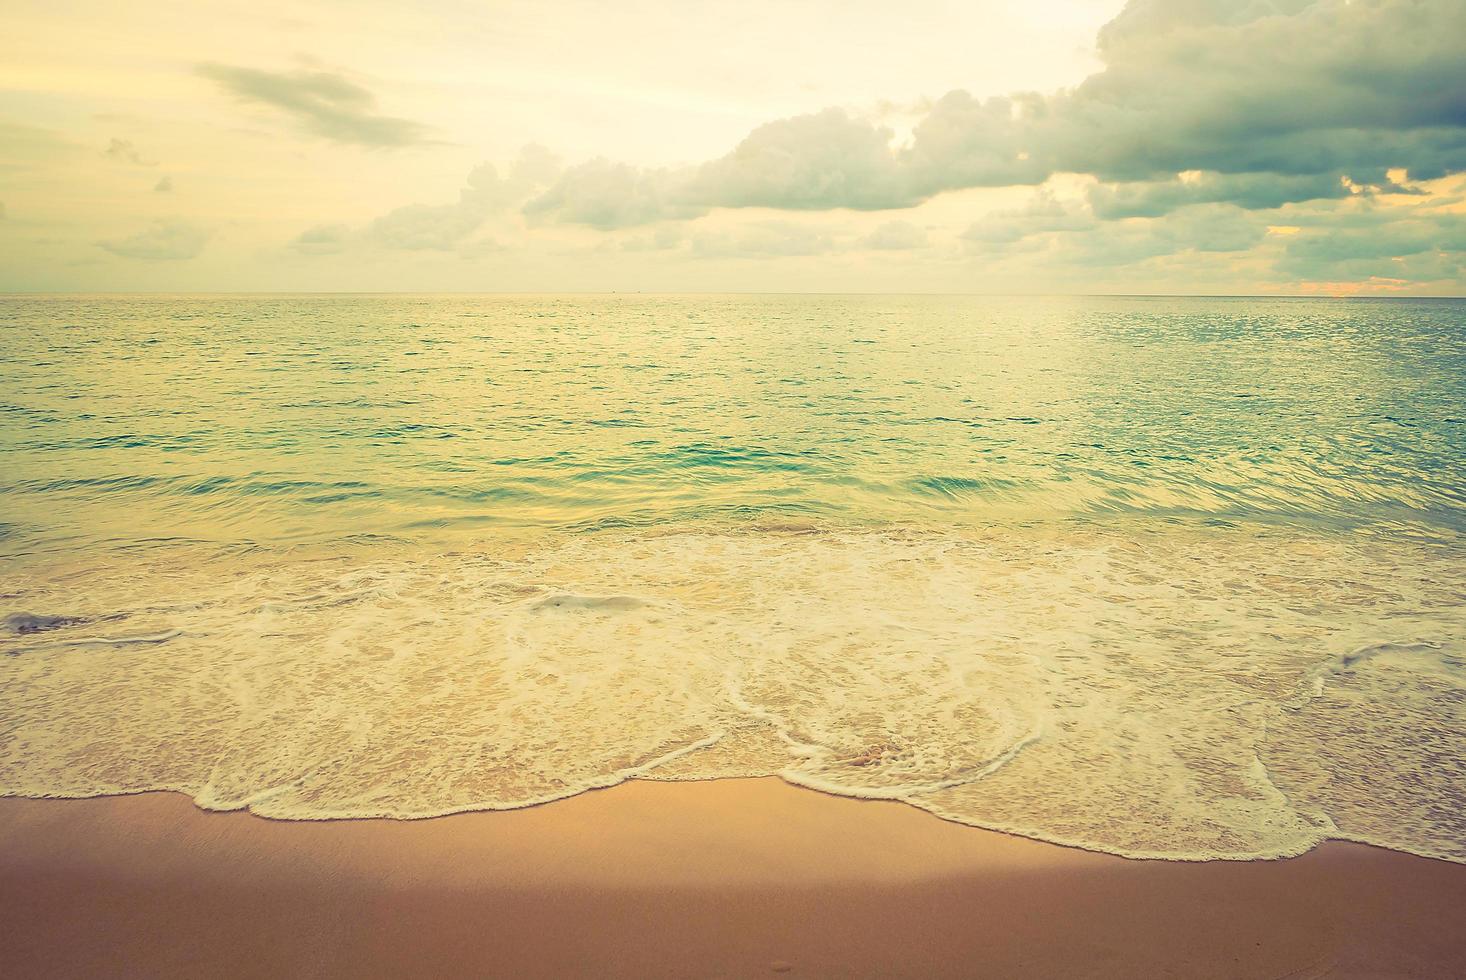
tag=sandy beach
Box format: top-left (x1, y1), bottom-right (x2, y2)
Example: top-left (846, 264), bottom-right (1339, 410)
top-left (2, 777), bottom-right (1462, 979)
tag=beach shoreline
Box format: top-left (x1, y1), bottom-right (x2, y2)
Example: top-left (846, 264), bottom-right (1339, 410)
top-left (3, 776), bottom-right (1463, 978)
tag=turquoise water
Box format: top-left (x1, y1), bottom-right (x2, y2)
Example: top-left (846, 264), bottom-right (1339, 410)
top-left (1, 294), bottom-right (1463, 861)
top-left (3, 293), bottom-right (1463, 552)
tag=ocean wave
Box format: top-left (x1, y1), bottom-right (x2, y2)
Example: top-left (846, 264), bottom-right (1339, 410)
top-left (2, 294), bottom-right (1463, 860)
top-left (1, 522), bottom-right (1461, 862)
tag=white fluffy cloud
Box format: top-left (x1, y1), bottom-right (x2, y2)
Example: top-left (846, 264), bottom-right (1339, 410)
top-left (523, 159), bottom-right (702, 230)
top-left (685, 108), bottom-right (915, 211)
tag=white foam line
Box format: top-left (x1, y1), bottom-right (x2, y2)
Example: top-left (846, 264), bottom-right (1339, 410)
top-left (32, 629), bottom-right (187, 649)
top-left (202, 732), bottom-right (732, 821)
top-left (780, 727), bottom-right (1045, 801)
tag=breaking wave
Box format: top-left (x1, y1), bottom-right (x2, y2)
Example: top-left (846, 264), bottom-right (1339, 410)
top-left (2, 522), bottom-right (1461, 862)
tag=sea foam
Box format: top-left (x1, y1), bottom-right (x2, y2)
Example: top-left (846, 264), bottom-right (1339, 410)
top-left (2, 522), bottom-right (1461, 862)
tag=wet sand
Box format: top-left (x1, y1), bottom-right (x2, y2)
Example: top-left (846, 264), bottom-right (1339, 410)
top-left (2, 777), bottom-right (1463, 978)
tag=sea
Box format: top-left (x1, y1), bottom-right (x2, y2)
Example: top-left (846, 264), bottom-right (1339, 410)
top-left (1, 293), bottom-right (1462, 861)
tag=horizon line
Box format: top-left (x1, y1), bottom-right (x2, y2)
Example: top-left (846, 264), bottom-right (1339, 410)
top-left (3, 290), bottom-right (1464, 300)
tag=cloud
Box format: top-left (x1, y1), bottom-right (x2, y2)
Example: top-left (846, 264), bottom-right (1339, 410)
top-left (197, 63), bottom-right (428, 147)
top-left (686, 108), bottom-right (915, 211)
top-left (527, 0), bottom-right (1466, 237)
top-left (963, 192), bottom-right (1270, 265)
top-left (1286, 249), bottom-right (1464, 286)
top-left (1073, 206), bottom-right (1268, 265)
top-left (290, 146), bottom-right (561, 253)
top-left (104, 138), bottom-right (156, 166)
top-left (1279, 211), bottom-right (1466, 279)
top-left (97, 220), bottom-right (211, 260)
top-left (1161, 206), bottom-right (1270, 253)
top-left (861, 220), bottom-right (929, 250)
top-left (206, 0), bottom-right (1460, 292)
top-left (690, 221), bottom-right (835, 259)
top-left (963, 192), bottom-right (1095, 246)
top-left (1087, 171), bottom-right (1358, 220)
top-left (153, 176), bottom-right (173, 193)
top-left (619, 226), bottom-right (687, 252)
top-left (457, 237), bottom-right (505, 259)
top-left (291, 224), bottom-right (351, 255)
top-left (524, 159), bottom-right (702, 230)
top-left (524, 109), bottom-right (918, 229)
top-left (367, 146), bottom-right (560, 248)
top-left (366, 169), bottom-right (500, 249)
top-left (944, 179), bottom-right (1465, 288)
top-left (916, 0), bottom-right (1466, 198)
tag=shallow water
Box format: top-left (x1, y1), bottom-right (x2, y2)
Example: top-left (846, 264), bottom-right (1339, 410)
top-left (1, 294), bottom-right (1463, 860)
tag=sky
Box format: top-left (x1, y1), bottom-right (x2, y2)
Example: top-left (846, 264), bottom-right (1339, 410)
top-left (1, 0), bottom-right (1463, 294)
